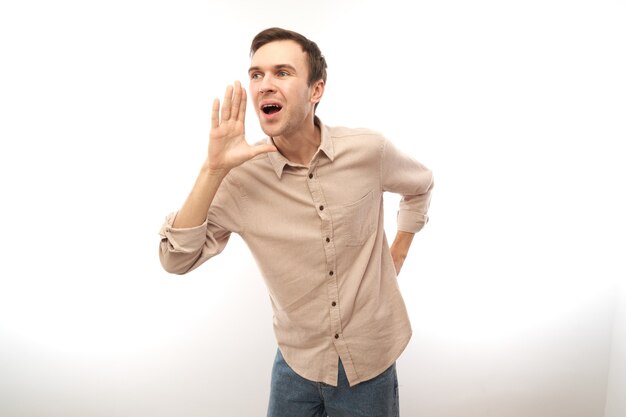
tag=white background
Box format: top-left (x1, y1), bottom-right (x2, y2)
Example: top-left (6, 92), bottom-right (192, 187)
top-left (1, 1), bottom-right (625, 416)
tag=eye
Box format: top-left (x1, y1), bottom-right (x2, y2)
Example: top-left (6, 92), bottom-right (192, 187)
top-left (277, 70), bottom-right (289, 77)
top-left (250, 72), bottom-right (262, 80)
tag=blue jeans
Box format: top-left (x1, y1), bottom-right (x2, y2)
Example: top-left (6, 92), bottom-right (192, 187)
top-left (267, 349), bottom-right (399, 417)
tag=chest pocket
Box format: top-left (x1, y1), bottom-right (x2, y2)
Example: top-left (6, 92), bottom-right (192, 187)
top-left (341, 191), bottom-right (376, 246)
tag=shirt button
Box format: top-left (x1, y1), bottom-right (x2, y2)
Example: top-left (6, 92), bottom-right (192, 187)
top-left (319, 205), bottom-right (324, 211)
top-left (331, 301), bottom-right (336, 307)
top-left (329, 271), bottom-right (334, 276)
top-left (308, 173), bottom-right (313, 179)
top-left (334, 334), bottom-right (339, 339)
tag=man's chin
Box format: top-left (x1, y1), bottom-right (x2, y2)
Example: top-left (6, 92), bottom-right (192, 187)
top-left (260, 124), bottom-right (281, 138)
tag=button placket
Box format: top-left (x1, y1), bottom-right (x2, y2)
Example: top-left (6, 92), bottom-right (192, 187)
top-left (305, 162), bottom-right (343, 346)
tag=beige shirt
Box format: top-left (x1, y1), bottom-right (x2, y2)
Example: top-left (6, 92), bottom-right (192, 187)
top-left (159, 122), bottom-right (434, 386)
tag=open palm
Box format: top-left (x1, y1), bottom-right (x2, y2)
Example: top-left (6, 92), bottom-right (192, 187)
top-left (208, 81), bottom-right (276, 172)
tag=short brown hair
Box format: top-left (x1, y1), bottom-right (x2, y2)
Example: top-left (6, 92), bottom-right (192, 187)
top-left (250, 27), bottom-right (327, 88)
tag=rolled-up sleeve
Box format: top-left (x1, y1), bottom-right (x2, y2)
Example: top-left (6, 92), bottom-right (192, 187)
top-left (381, 138), bottom-right (434, 234)
top-left (159, 174), bottom-right (244, 274)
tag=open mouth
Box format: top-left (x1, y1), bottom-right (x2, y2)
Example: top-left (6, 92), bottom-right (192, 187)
top-left (261, 104), bottom-right (282, 115)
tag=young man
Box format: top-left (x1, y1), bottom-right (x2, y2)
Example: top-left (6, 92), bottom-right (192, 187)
top-left (159, 27), bottom-right (434, 417)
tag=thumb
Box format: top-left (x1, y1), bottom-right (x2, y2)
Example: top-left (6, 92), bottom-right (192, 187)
top-left (251, 144), bottom-right (278, 157)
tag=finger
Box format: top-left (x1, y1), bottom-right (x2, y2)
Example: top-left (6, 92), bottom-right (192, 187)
top-left (237, 87), bottom-right (247, 123)
top-left (211, 98), bottom-right (220, 129)
top-left (221, 85), bottom-right (233, 121)
top-left (250, 143), bottom-right (278, 158)
top-left (231, 81), bottom-right (241, 121)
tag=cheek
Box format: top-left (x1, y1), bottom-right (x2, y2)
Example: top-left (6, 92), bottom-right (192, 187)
top-left (284, 86), bottom-right (306, 104)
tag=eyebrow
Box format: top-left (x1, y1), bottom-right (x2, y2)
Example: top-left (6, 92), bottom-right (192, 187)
top-left (248, 64), bottom-right (297, 75)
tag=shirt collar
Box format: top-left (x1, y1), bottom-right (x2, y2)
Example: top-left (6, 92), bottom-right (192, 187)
top-left (266, 118), bottom-right (335, 179)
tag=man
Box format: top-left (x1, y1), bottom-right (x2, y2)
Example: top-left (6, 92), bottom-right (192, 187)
top-left (159, 27), bottom-right (433, 417)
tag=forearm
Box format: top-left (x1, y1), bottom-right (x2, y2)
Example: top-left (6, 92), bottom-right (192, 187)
top-left (172, 161), bottom-right (229, 229)
top-left (390, 231), bottom-right (415, 275)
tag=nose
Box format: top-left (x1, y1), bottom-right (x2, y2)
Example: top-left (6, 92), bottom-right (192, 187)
top-left (258, 75), bottom-right (276, 94)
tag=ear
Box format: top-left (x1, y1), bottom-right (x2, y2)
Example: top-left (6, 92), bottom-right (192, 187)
top-left (310, 79), bottom-right (325, 104)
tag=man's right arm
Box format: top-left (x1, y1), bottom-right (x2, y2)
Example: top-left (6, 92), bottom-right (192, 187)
top-left (171, 164), bottom-right (229, 229)
top-left (158, 173), bottom-right (238, 275)
top-left (159, 81), bottom-right (276, 274)
top-left (174, 81), bottom-right (276, 229)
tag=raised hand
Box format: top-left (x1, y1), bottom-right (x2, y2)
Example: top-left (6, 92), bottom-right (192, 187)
top-left (207, 81), bottom-right (276, 174)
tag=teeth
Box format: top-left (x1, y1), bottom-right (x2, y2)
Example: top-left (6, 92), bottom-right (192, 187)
top-left (262, 104), bottom-right (281, 114)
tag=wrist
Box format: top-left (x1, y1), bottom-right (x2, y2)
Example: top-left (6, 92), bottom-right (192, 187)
top-left (392, 231), bottom-right (414, 248)
top-left (201, 160), bottom-right (230, 179)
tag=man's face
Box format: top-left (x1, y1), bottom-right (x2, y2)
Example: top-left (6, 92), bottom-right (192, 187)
top-left (248, 40), bottom-right (322, 138)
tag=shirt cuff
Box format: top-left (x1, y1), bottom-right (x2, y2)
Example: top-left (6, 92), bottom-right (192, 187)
top-left (397, 210), bottom-right (428, 234)
top-left (159, 212), bottom-right (207, 253)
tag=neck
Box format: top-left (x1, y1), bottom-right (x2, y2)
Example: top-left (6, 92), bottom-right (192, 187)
top-left (272, 118), bottom-right (321, 166)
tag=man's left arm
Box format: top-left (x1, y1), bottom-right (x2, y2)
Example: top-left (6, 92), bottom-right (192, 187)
top-left (381, 138), bottom-right (434, 275)
top-left (390, 231), bottom-right (415, 275)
